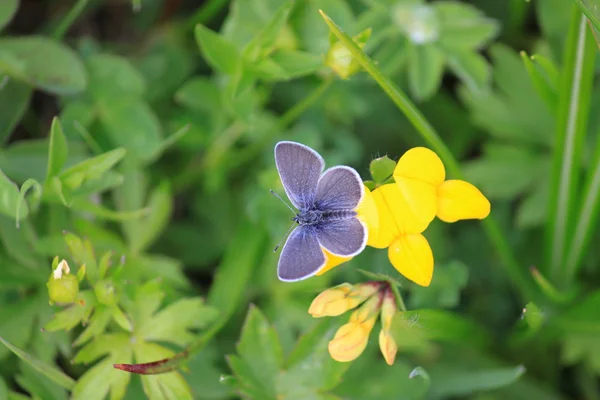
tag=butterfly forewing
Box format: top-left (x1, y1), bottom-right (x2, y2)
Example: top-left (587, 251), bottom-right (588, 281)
top-left (315, 166), bottom-right (364, 210)
top-left (277, 226), bottom-right (326, 281)
top-left (274, 141), bottom-right (324, 210)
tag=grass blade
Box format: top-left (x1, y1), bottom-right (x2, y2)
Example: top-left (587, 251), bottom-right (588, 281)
top-left (0, 336), bottom-right (75, 389)
top-left (318, 9), bottom-right (540, 302)
top-left (546, 7), bottom-right (596, 283)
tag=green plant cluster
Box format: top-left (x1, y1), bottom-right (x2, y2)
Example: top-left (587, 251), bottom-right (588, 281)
top-left (0, 0), bottom-right (600, 399)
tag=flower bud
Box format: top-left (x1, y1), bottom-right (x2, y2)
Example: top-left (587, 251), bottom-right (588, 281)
top-left (94, 279), bottom-right (117, 305)
top-left (309, 282), bottom-right (381, 318)
top-left (325, 28), bottom-right (371, 79)
top-left (328, 292), bottom-right (382, 362)
top-left (47, 259), bottom-right (79, 305)
top-left (378, 288), bottom-right (398, 365)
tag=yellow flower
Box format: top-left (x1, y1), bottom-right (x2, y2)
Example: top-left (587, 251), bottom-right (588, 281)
top-left (369, 147), bottom-right (490, 287)
top-left (328, 293), bottom-right (381, 362)
top-left (316, 184), bottom-right (379, 276)
top-left (313, 147), bottom-right (490, 287)
top-left (378, 287), bottom-right (398, 365)
top-left (309, 282), bottom-right (382, 317)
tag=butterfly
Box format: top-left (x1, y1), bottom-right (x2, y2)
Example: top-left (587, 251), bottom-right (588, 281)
top-left (273, 141), bottom-right (367, 281)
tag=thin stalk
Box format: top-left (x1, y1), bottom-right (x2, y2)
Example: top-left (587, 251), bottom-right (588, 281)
top-left (564, 131), bottom-right (600, 280)
top-left (231, 77), bottom-right (333, 169)
top-left (53, 0), bottom-right (89, 40)
top-left (319, 10), bottom-right (540, 302)
top-left (546, 8), bottom-right (596, 283)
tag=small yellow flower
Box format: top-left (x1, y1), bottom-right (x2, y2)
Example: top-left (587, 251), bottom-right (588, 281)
top-left (378, 288), bottom-right (398, 365)
top-left (328, 293), bottom-right (381, 362)
top-left (309, 282), bottom-right (381, 317)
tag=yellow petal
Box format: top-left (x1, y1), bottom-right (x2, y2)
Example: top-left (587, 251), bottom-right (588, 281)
top-left (316, 248), bottom-right (352, 276)
top-left (371, 183), bottom-right (436, 245)
top-left (378, 329), bottom-right (398, 366)
top-left (393, 147), bottom-right (445, 186)
top-left (388, 233), bottom-right (434, 287)
top-left (437, 180), bottom-right (491, 223)
top-left (328, 315), bottom-right (377, 362)
top-left (308, 282), bottom-right (381, 318)
top-left (356, 185), bottom-right (380, 246)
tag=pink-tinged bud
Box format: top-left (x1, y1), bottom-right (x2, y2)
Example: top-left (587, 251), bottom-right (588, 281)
top-left (328, 292), bottom-right (382, 362)
top-left (378, 288), bottom-right (398, 365)
top-left (309, 282), bottom-right (381, 318)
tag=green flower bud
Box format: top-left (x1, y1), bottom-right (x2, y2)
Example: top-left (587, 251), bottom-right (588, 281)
top-left (325, 28), bottom-right (371, 79)
top-left (47, 259), bottom-right (79, 305)
top-left (94, 279), bottom-right (117, 305)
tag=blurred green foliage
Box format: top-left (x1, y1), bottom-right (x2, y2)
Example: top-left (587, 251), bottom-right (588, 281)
top-left (0, 0), bottom-right (599, 399)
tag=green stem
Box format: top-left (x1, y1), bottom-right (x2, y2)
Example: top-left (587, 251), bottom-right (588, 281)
top-left (231, 77), bottom-right (333, 168)
top-left (53, 0), bottom-right (89, 40)
top-left (319, 10), bottom-right (539, 302)
top-left (574, 0), bottom-right (600, 35)
top-left (546, 8), bottom-right (596, 283)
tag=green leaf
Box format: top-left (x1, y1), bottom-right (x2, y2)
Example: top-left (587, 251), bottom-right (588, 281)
top-left (140, 298), bottom-right (220, 347)
top-left (59, 148), bottom-right (126, 191)
top-left (546, 8), bottom-right (597, 282)
top-left (408, 43), bottom-right (445, 100)
top-left (130, 180), bottom-right (173, 253)
top-left (86, 53), bottom-right (146, 101)
top-left (447, 50), bottom-right (490, 93)
top-left (0, 215), bottom-right (42, 269)
top-left (73, 306), bottom-right (114, 347)
top-left (15, 361), bottom-right (68, 400)
top-left (98, 98), bottom-right (163, 163)
top-left (0, 36), bottom-right (87, 95)
top-left (369, 155), bottom-right (396, 184)
top-left (228, 306), bottom-right (283, 400)
top-left (70, 198), bottom-right (150, 222)
top-left (436, 1), bottom-right (499, 50)
top-left (45, 118), bottom-right (68, 182)
top-left (44, 291), bottom-right (95, 332)
top-left (174, 77), bottom-right (222, 114)
top-left (575, 0), bottom-right (600, 35)
top-left (409, 260), bottom-right (469, 309)
top-left (0, 0), bottom-right (19, 31)
top-left (0, 79), bottom-right (31, 144)
top-left (520, 51), bottom-right (558, 112)
top-left (0, 336), bottom-right (75, 390)
top-left (266, 50), bottom-right (323, 79)
top-left (0, 169), bottom-right (28, 220)
top-left (195, 24), bottom-right (242, 75)
top-left (243, 1), bottom-right (294, 62)
top-left (428, 365), bottom-right (526, 397)
top-left (72, 333), bottom-right (132, 400)
top-left (294, 0), bottom-right (355, 54)
top-left (282, 320), bottom-right (349, 392)
top-left (0, 295), bottom-right (39, 360)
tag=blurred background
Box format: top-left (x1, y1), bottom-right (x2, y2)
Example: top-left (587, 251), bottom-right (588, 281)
top-left (0, 0), bottom-right (599, 399)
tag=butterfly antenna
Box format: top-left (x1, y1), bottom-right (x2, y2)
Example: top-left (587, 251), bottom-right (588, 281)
top-left (273, 222), bottom-right (297, 252)
top-left (269, 189), bottom-right (296, 215)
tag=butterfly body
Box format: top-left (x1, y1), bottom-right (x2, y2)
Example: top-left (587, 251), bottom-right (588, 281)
top-left (274, 141), bottom-right (367, 282)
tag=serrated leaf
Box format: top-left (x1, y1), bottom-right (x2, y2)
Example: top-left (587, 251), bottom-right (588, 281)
top-left (44, 291), bottom-right (95, 332)
top-left (231, 306), bottom-right (283, 399)
top-left (0, 36), bottom-right (87, 95)
top-left (72, 333), bottom-right (132, 400)
top-left (46, 118), bottom-right (68, 182)
top-left (408, 43), bottom-right (445, 100)
top-left (140, 298), bottom-right (220, 347)
top-left (195, 24), bottom-right (242, 75)
top-left (73, 306), bottom-right (113, 347)
top-left (0, 336), bottom-right (75, 390)
top-left (447, 50), bottom-right (490, 93)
